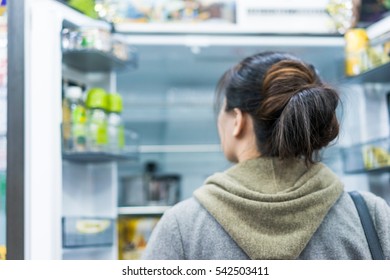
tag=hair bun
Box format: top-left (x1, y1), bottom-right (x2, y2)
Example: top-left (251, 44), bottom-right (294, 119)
top-left (215, 51), bottom-right (340, 164)
top-left (263, 60), bottom-right (319, 95)
top-left (258, 60), bottom-right (320, 121)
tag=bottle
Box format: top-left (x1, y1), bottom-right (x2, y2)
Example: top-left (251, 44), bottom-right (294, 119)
top-left (67, 0), bottom-right (99, 19)
top-left (345, 28), bottom-right (369, 76)
top-left (107, 93), bottom-right (125, 153)
top-left (86, 88), bottom-right (108, 152)
top-left (143, 162), bottom-right (157, 205)
top-left (62, 86), bottom-right (87, 152)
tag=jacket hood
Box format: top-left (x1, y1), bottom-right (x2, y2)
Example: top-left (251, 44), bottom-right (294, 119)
top-left (193, 157), bottom-right (343, 259)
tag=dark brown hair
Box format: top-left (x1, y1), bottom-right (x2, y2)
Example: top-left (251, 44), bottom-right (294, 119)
top-left (216, 52), bottom-right (339, 164)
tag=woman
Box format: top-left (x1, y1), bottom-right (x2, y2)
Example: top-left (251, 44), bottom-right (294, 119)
top-left (142, 52), bottom-right (390, 260)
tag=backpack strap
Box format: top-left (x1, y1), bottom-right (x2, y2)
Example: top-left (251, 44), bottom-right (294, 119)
top-left (349, 191), bottom-right (385, 260)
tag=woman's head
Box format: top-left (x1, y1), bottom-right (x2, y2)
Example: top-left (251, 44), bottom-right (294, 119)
top-left (216, 51), bottom-right (340, 164)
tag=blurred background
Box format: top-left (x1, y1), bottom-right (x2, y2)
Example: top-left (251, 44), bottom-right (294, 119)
top-left (1, 0), bottom-right (390, 260)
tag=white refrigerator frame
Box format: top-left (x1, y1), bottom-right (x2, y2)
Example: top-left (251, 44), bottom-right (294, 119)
top-left (25, 0), bottom-right (116, 259)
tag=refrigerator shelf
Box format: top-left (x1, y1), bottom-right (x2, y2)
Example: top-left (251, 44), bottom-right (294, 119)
top-left (341, 138), bottom-right (390, 174)
top-left (62, 217), bottom-right (115, 249)
top-left (63, 151), bottom-right (138, 163)
top-left (118, 206), bottom-right (171, 216)
top-left (114, 22), bottom-right (344, 36)
top-left (139, 144), bottom-right (221, 153)
top-left (343, 166), bottom-right (390, 175)
top-left (62, 123), bottom-right (139, 163)
top-left (62, 48), bottom-right (137, 72)
top-left (344, 61), bottom-right (390, 84)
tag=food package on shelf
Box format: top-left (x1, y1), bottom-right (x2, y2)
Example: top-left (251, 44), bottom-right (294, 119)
top-left (118, 217), bottom-right (160, 260)
top-left (362, 143), bottom-right (390, 170)
top-left (367, 33), bottom-right (390, 69)
top-left (345, 28), bottom-right (370, 76)
top-left (96, 0), bottom-right (236, 24)
top-left (344, 26), bottom-right (390, 76)
top-left (236, 0), bottom-right (358, 34)
top-left (342, 138), bottom-right (390, 173)
top-left (62, 217), bottom-right (115, 248)
top-left (0, 245), bottom-right (5, 260)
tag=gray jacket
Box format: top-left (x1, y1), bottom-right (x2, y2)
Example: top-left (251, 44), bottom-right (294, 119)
top-left (142, 192), bottom-right (390, 260)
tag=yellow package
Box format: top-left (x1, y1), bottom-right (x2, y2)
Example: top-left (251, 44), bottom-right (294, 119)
top-left (345, 29), bottom-right (369, 76)
top-left (0, 245), bottom-right (6, 260)
top-left (118, 217), bottom-right (159, 260)
top-left (363, 145), bottom-right (390, 169)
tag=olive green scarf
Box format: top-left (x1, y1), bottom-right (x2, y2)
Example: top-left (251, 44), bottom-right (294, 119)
top-left (194, 157), bottom-right (343, 260)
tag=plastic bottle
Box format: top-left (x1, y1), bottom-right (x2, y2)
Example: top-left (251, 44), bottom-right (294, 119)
top-left (62, 86), bottom-right (87, 152)
top-left (86, 88), bottom-right (108, 152)
top-left (345, 28), bottom-right (369, 76)
top-left (107, 93), bottom-right (125, 153)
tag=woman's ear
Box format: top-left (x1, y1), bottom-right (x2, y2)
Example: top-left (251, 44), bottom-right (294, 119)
top-left (232, 108), bottom-right (245, 137)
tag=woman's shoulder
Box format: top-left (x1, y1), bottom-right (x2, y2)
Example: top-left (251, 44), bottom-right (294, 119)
top-left (299, 191), bottom-right (390, 259)
top-left (164, 197), bottom-right (209, 222)
top-left (358, 191), bottom-right (390, 207)
top-left (336, 191), bottom-right (390, 217)
top-left (327, 191), bottom-right (390, 259)
top-left (353, 191), bottom-right (390, 232)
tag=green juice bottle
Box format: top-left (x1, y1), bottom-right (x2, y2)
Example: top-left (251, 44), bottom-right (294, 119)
top-left (107, 93), bottom-right (125, 153)
top-left (86, 88), bottom-right (108, 152)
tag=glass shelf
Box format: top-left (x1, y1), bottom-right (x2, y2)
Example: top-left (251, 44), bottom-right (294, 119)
top-left (118, 206), bottom-right (171, 216)
top-left (62, 48), bottom-right (137, 72)
top-left (114, 22), bottom-right (344, 36)
top-left (63, 151), bottom-right (138, 163)
top-left (342, 165), bottom-right (390, 175)
top-left (62, 124), bottom-right (139, 163)
top-left (342, 138), bottom-right (390, 174)
top-left (138, 144), bottom-right (221, 154)
top-left (62, 217), bottom-right (115, 249)
top-left (344, 61), bottom-right (390, 84)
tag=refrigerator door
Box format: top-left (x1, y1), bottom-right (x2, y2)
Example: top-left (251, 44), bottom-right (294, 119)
top-left (25, 0), bottom-right (117, 259)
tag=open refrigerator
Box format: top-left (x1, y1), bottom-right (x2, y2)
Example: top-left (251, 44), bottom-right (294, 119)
top-left (24, 0), bottom-right (139, 259)
top-left (17, 0), bottom-right (390, 259)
